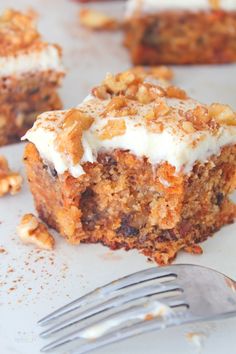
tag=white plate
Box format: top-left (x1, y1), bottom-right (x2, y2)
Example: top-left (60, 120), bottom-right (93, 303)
top-left (0, 1), bottom-right (236, 353)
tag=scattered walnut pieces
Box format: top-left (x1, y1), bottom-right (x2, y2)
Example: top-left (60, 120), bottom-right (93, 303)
top-left (92, 67), bottom-right (172, 101)
top-left (79, 8), bottom-right (119, 30)
top-left (209, 103), bottom-right (236, 126)
top-left (17, 214), bottom-right (55, 251)
top-left (98, 119), bottom-right (126, 140)
top-left (181, 121), bottom-right (195, 134)
top-left (0, 156), bottom-right (23, 197)
top-left (0, 9), bottom-right (40, 55)
top-left (102, 97), bottom-right (137, 117)
top-left (57, 109), bottom-right (94, 164)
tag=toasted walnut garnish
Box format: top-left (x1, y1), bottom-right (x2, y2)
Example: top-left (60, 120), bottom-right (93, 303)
top-left (92, 85), bottom-right (110, 100)
top-left (209, 103), bottom-right (236, 126)
top-left (0, 156), bottom-right (23, 197)
top-left (103, 72), bottom-right (133, 95)
top-left (0, 9), bottom-right (40, 55)
top-left (102, 97), bottom-right (137, 117)
top-left (181, 121), bottom-right (195, 134)
top-left (57, 109), bottom-right (94, 164)
top-left (17, 214), bottom-right (55, 250)
top-left (145, 101), bottom-right (169, 133)
top-left (209, 0), bottom-right (220, 10)
top-left (79, 8), bottom-right (119, 30)
top-left (166, 86), bottom-right (187, 100)
top-left (136, 84), bottom-right (154, 104)
top-left (98, 119), bottom-right (126, 140)
top-left (92, 68), bottom-right (172, 101)
top-left (147, 66), bottom-right (173, 81)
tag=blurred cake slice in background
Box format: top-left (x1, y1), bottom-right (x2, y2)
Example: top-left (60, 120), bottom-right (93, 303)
top-left (124, 0), bottom-right (236, 65)
top-left (0, 9), bottom-right (65, 146)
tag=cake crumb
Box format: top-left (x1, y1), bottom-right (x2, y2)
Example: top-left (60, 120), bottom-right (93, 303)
top-left (79, 8), bottom-right (119, 30)
top-left (17, 213), bottom-right (55, 250)
top-left (186, 331), bottom-right (207, 352)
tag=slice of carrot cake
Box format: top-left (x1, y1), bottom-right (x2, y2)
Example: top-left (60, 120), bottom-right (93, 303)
top-left (23, 69), bottom-right (236, 265)
top-left (124, 0), bottom-right (236, 65)
top-left (0, 9), bottom-right (65, 146)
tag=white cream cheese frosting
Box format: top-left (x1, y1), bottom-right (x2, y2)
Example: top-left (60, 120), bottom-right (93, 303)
top-left (126, 0), bottom-right (236, 17)
top-left (23, 91), bottom-right (236, 179)
top-left (0, 44), bottom-right (64, 77)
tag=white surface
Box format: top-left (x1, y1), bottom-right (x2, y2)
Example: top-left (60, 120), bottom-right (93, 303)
top-left (126, 0), bottom-right (236, 17)
top-left (24, 94), bottom-right (236, 178)
top-left (0, 44), bottom-right (64, 77)
top-left (0, 1), bottom-right (236, 354)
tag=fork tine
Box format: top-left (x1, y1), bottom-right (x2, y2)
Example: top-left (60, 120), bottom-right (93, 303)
top-left (40, 282), bottom-right (181, 338)
top-left (40, 301), bottom-right (189, 353)
top-left (38, 267), bottom-right (175, 325)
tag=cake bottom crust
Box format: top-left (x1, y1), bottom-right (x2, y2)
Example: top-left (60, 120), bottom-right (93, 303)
top-left (24, 143), bottom-right (236, 265)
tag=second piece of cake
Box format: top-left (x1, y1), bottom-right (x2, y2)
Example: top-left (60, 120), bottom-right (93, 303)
top-left (0, 9), bottom-right (65, 146)
top-left (125, 0), bottom-right (236, 65)
top-left (23, 69), bottom-right (236, 265)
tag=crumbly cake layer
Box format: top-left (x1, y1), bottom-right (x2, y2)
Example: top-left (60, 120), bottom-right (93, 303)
top-left (124, 10), bottom-right (236, 65)
top-left (23, 69), bottom-right (236, 264)
top-left (0, 70), bottom-right (64, 104)
top-left (0, 90), bottom-right (62, 146)
top-left (24, 143), bottom-right (236, 264)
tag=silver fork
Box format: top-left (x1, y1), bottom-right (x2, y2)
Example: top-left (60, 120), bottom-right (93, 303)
top-left (39, 264), bottom-right (236, 353)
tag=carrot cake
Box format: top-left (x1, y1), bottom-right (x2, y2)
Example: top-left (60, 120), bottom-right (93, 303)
top-left (124, 0), bottom-right (236, 65)
top-left (0, 9), bottom-right (64, 146)
top-left (23, 69), bottom-right (236, 265)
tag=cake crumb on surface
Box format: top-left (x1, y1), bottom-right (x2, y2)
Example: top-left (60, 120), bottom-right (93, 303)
top-left (17, 214), bottom-right (55, 251)
top-left (79, 8), bottom-right (120, 30)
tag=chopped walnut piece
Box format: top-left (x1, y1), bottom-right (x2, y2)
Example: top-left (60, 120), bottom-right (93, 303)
top-left (79, 8), bottom-right (119, 30)
top-left (17, 214), bottom-right (55, 250)
top-left (136, 84), bottom-right (156, 104)
top-left (181, 121), bottom-right (195, 134)
top-left (98, 119), bottom-right (126, 140)
top-left (0, 9), bottom-right (40, 56)
top-left (0, 156), bottom-right (23, 197)
top-left (209, 103), bottom-right (236, 126)
top-left (102, 97), bottom-right (127, 115)
top-left (57, 109), bottom-right (94, 164)
top-left (145, 101), bottom-right (169, 124)
top-left (92, 85), bottom-right (110, 100)
top-left (147, 66), bottom-right (173, 81)
top-left (209, 0), bottom-right (220, 10)
top-left (166, 86), bottom-right (187, 100)
top-left (102, 97), bottom-right (137, 117)
top-left (103, 73), bottom-right (130, 94)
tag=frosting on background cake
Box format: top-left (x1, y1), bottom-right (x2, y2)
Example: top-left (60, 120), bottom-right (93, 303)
top-left (126, 0), bottom-right (236, 16)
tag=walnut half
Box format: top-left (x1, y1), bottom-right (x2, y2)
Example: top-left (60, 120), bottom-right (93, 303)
top-left (0, 156), bottom-right (23, 197)
top-left (17, 214), bottom-right (55, 250)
